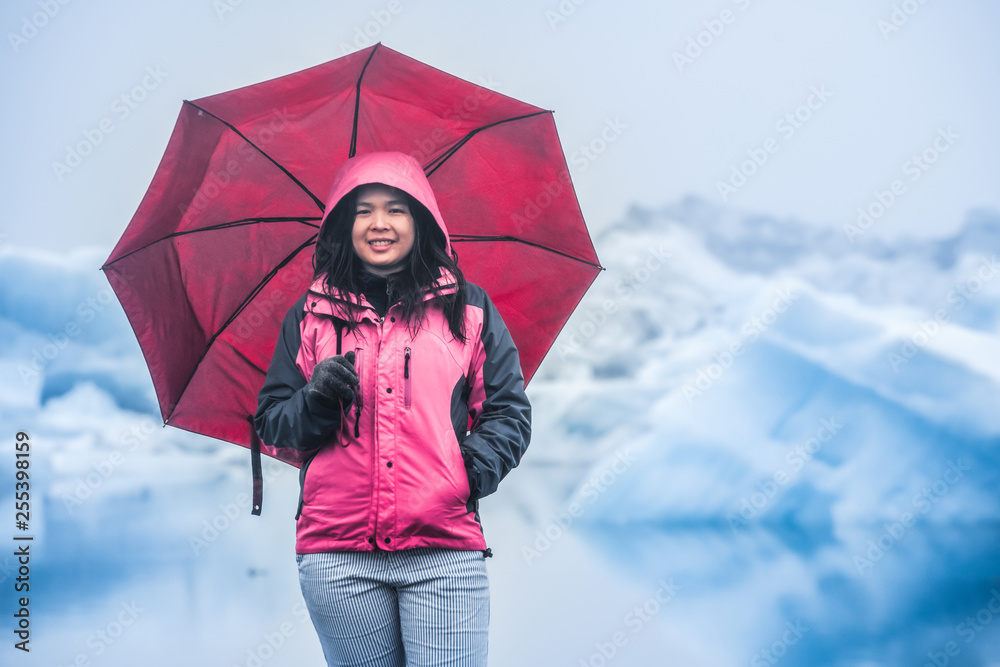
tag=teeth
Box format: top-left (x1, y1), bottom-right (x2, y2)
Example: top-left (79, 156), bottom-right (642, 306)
top-left (370, 240), bottom-right (393, 246)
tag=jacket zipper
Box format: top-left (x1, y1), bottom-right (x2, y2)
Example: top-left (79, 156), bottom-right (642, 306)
top-left (370, 322), bottom-right (383, 546)
top-left (404, 346), bottom-right (412, 408)
top-left (353, 347), bottom-right (364, 438)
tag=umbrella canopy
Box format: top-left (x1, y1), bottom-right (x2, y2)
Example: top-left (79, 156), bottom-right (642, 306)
top-left (102, 43), bottom-right (602, 473)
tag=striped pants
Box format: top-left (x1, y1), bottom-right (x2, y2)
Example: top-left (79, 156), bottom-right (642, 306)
top-left (296, 548), bottom-right (490, 667)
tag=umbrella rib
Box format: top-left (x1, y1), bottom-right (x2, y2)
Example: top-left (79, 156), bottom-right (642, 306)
top-left (423, 110), bottom-right (552, 177)
top-left (102, 217), bottom-right (321, 267)
top-left (184, 100), bottom-right (326, 211)
top-left (166, 234), bottom-right (319, 422)
top-left (349, 43), bottom-right (381, 159)
top-left (450, 234), bottom-right (605, 270)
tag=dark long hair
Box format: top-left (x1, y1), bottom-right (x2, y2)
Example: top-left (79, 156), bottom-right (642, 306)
top-left (312, 185), bottom-right (467, 342)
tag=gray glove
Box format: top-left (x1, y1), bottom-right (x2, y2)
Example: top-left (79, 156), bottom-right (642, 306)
top-left (307, 351), bottom-right (358, 409)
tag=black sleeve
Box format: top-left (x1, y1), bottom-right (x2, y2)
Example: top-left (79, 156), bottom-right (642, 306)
top-left (254, 294), bottom-right (343, 452)
top-left (460, 286), bottom-right (532, 500)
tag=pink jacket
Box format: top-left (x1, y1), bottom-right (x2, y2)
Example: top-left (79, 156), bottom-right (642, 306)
top-left (255, 152), bottom-right (531, 553)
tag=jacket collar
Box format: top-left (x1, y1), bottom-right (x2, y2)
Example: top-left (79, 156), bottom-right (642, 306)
top-left (305, 269), bottom-right (458, 319)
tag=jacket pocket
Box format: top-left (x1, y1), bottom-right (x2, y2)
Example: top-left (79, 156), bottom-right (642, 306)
top-left (295, 449), bottom-right (321, 520)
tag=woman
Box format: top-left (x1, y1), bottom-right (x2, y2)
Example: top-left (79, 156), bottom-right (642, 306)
top-left (254, 151), bottom-right (531, 666)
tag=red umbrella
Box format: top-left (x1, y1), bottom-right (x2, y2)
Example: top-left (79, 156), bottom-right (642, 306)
top-left (102, 43), bottom-right (602, 511)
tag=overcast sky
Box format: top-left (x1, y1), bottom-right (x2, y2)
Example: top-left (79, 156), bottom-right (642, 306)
top-left (2, 0), bottom-right (998, 255)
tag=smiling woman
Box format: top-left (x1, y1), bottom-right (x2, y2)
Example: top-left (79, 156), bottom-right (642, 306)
top-left (254, 151), bottom-right (532, 666)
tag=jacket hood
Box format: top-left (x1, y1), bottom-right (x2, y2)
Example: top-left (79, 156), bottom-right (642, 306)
top-left (318, 151), bottom-right (450, 253)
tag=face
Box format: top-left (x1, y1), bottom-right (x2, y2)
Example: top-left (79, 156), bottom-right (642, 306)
top-left (351, 183), bottom-right (416, 276)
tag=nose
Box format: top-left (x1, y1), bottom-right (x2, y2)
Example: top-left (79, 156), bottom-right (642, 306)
top-left (370, 208), bottom-right (390, 229)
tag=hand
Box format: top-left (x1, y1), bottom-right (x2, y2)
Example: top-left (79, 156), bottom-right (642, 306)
top-left (307, 351), bottom-right (358, 409)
